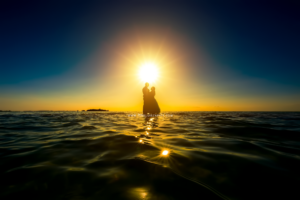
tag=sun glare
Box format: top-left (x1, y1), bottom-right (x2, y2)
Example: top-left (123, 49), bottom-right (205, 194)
top-left (162, 150), bottom-right (169, 156)
top-left (139, 62), bottom-right (159, 83)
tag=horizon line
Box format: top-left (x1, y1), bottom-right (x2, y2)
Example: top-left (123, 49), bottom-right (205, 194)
top-left (1, 110), bottom-right (300, 112)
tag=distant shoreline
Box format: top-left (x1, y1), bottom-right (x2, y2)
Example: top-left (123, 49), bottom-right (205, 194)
top-left (86, 109), bottom-right (109, 111)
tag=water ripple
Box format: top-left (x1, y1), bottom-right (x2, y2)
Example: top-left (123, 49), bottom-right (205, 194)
top-left (0, 111), bottom-right (299, 199)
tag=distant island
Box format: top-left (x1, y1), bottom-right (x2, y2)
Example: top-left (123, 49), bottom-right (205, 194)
top-left (86, 109), bottom-right (109, 111)
top-left (0, 110), bottom-right (11, 112)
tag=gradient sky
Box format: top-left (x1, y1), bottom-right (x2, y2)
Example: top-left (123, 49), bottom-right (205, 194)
top-left (1, 0), bottom-right (300, 111)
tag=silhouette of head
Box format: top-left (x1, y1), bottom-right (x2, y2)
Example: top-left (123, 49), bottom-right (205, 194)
top-left (145, 82), bottom-right (149, 87)
top-left (151, 86), bottom-right (155, 91)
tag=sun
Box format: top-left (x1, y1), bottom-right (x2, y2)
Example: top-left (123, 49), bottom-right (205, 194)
top-left (162, 150), bottom-right (169, 156)
top-left (139, 61), bottom-right (159, 83)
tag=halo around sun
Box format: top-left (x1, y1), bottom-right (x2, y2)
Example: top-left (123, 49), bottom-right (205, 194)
top-left (139, 61), bottom-right (159, 83)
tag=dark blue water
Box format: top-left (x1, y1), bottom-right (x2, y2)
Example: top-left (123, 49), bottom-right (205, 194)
top-left (0, 111), bottom-right (300, 200)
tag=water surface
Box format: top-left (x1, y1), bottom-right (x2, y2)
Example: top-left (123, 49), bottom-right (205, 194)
top-left (0, 111), bottom-right (300, 200)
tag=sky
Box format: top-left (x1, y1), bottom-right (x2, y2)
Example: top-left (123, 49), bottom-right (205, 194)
top-left (1, 0), bottom-right (300, 111)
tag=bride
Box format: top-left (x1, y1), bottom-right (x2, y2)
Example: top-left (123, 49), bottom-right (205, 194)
top-left (148, 86), bottom-right (160, 114)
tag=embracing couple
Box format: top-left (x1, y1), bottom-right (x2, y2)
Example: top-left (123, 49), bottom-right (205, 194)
top-left (142, 82), bottom-right (160, 115)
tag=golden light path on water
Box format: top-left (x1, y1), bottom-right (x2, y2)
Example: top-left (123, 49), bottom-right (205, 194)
top-left (133, 115), bottom-right (229, 200)
top-left (136, 117), bottom-right (172, 161)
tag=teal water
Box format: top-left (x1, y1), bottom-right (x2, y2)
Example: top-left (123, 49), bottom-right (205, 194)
top-left (0, 111), bottom-right (300, 200)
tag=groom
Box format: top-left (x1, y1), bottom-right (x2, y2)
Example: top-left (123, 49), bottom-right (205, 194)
top-left (142, 82), bottom-right (150, 114)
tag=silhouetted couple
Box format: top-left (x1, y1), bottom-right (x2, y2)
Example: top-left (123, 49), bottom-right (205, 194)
top-left (143, 82), bottom-right (160, 115)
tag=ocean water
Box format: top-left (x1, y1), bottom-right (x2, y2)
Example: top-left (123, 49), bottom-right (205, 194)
top-left (0, 111), bottom-right (300, 200)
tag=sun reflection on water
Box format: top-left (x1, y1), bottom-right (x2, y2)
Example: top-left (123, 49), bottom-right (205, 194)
top-left (135, 115), bottom-right (175, 169)
top-left (129, 188), bottom-right (148, 200)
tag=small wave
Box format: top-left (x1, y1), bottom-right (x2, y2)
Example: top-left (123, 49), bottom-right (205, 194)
top-left (77, 126), bottom-right (97, 130)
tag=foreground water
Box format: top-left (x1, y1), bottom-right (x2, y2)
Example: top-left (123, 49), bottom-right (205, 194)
top-left (0, 111), bottom-right (300, 200)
